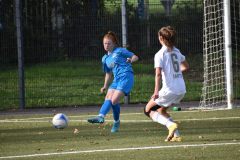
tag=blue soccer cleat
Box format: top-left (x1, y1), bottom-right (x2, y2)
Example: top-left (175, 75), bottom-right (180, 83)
top-left (87, 116), bottom-right (104, 124)
top-left (111, 121), bottom-right (120, 133)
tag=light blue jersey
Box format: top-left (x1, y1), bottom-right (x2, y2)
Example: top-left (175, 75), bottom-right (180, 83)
top-left (102, 47), bottom-right (134, 78)
top-left (102, 47), bottom-right (134, 95)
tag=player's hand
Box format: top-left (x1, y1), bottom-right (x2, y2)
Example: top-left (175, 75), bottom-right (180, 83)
top-left (151, 93), bottom-right (159, 100)
top-left (100, 87), bottom-right (106, 94)
top-left (126, 58), bottom-right (132, 63)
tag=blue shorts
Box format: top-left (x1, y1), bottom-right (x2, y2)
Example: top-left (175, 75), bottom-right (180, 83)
top-left (109, 72), bottom-right (134, 95)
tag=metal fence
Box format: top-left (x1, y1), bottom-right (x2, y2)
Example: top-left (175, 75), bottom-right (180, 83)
top-left (1, 0), bottom-right (206, 109)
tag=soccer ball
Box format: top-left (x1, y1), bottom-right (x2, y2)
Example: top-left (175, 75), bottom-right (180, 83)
top-left (52, 113), bottom-right (69, 129)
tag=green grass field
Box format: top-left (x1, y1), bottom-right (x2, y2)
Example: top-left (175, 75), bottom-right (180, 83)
top-left (0, 59), bottom-right (203, 109)
top-left (0, 106), bottom-right (240, 160)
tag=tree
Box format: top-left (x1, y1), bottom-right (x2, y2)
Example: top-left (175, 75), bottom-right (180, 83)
top-left (161, 0), bottom-right (175, 16)
top-left (51, 0), bottom-right (64, 48)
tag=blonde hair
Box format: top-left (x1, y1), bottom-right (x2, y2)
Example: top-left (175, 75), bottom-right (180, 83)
top-left (103, 31), bottom-right (119, 46)
top-left (158, 26), bottom-right (176, 49)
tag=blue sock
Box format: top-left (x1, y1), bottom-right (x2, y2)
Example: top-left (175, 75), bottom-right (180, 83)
top-left (112, 103), bottom-right (120, 121)
top-left (99, 100), bottom-right (112, 117)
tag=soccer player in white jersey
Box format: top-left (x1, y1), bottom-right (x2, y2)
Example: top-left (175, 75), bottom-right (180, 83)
top-left (144, 26), bottom-right (189, 142)
top-left (88, 31), bottom-right (138, 133)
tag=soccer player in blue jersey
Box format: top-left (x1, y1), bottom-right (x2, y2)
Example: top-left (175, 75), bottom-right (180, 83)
top-left (88, 31), bottom-right (138, 133)
top-left (144, 26), bottom-right (189, 142)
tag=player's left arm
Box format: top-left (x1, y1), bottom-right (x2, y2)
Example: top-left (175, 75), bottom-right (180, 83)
top-left (121, 48), bottom-right (138, 63)
top-left (179, 53), bottom-right (189, 72)
top-left (127, 55), bottom-right (138, 63)
top-left (152, 67), bottom-right (161, 100)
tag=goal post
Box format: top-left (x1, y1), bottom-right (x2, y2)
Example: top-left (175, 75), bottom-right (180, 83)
top-left (200, 0), bottom-right (234, 109)
top-left (223, 0), bottom-right (233, 109)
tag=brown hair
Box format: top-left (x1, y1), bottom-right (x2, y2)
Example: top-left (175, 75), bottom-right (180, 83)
top-left (158, 26), bottom-right (176, 49)
top-left (103, 31), bottom-right (119, 46)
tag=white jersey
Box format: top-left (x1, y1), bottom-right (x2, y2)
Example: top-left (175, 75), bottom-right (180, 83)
top-left (154, 45), bottom-right (186, 95)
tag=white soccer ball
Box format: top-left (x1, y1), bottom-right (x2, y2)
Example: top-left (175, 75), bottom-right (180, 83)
top-left (52, 113), bottom-right (69, 129)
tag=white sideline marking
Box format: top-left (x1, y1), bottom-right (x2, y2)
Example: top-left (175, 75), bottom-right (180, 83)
top-left (0, 113), bottom-right (143, 121)
top-left (0, 116), bottom-right (240, 123)
top-left (0, 142), bottom-right (240, 159)
top-left (0, 110), bottom-right (205, 121)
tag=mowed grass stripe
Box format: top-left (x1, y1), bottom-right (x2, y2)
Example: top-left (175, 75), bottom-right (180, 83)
top-left (0, 116), bottom-right (240, 123)
top-left (0, 109), bottom-right (223, 121)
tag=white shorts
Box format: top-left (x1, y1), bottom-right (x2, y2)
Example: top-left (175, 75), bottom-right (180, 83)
top-left (154, 91), bottom-right (185, 107)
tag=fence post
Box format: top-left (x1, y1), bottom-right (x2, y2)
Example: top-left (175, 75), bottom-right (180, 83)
top-left (15, 0), bottom-right (25, 110)
top-left (121, 0), bottom-right (127, 48)
top-left (121, 0), bottom-right (129, 104)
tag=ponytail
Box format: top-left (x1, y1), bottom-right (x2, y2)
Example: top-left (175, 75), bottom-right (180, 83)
top-left (158, 26), bottom-right (176, 49)
top-left (103, 31), bottom-right (119, 46)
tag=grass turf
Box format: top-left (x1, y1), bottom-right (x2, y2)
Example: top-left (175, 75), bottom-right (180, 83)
top-left (0, 107), bottom-right (240, 160)
top-left (0, 60), bottom-right (203, 109)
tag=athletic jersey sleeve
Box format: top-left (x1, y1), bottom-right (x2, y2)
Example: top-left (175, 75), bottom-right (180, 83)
top-left (120, 48), bottom-right (134, 58)
top-left (102, 54), bottom-right (111, 73)
top-left (154, 51), bottom-right (163, 68)
top-left (180, 54), bottom-right (185, 62)
top-left (174, 47), bottom-right (185, 62)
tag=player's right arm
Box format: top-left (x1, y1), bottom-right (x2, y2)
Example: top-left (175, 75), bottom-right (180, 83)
top-left (101, 72), bottom-right (112, 93)
top-left (152, 67), bottom-right (161, 100)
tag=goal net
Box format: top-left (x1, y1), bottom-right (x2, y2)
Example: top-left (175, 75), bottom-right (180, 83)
top-left (200, 0), bottom-right (239, 109)
top-left (231, 0), bottom-right (240, 107)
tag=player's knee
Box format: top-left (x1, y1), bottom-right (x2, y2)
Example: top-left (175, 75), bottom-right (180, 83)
top-left (105, 94), bottom-right (112, 100)
top-left (158, 107), bottom-right (167, 114)
top-left (111, 100), bottom-right (118, 106)
top-left (144, 106), bottom-right (151, 117)
top-left (151, 105), bottom-right (161, 111)
top-left (144, 105), bottom-right (162, 117)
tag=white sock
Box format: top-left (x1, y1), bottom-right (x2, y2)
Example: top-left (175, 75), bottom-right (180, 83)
top-left (98, 114), bottom-right (105, 117)
top-left (114, 120), bottom-right (120, 123)
top-left (174, 130), bottom-right (180, 137)
top-left (168, 117), bottom-right (180, 137)
top-left (151, 112), bottom-right (174, 127)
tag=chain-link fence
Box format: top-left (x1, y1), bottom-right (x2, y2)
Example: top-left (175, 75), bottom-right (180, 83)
top-left (1, 0), bottom-right (206, 109)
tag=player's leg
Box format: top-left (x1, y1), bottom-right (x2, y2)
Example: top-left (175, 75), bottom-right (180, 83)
top-left (150, 108), bottom-right (178, 141)
top-left (157, 107), bottom-right (170, 117)
top-left (148, 103), bottom-right (176, 128)
top-left (112, 103), bottom-right (120, 121)
top-left (154, 107), bottom-right (178, 141)
top-left (157, 107), bottom-right (180, 139)
top-left (144, 100), bottom-right (160, 118)
top-left (155, 107), bottom-right (180, 140)
top-left (156, 94), bottom-right (185, 141)
top-left (110, 73), bottom-right (134, 132)
top-left (167, 94), bottom-right (185, 141)
top-left (145, 99), bottom-right (174, 127)
top-left (167, 116), bottom-right (182, 142)
top-left (146, 92), bottom-right (179, 141)
top-left (87, 89), bottom-right (114, 123)
top-left (99, 89), bottom-right (115, 117)
top-left (110, 90), bottom-right (124, 132)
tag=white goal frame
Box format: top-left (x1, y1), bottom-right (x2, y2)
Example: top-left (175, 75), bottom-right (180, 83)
top-left (223, 0), bottom-right (233, 109)
top-left (200, 0), bottom-right (233, 109)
